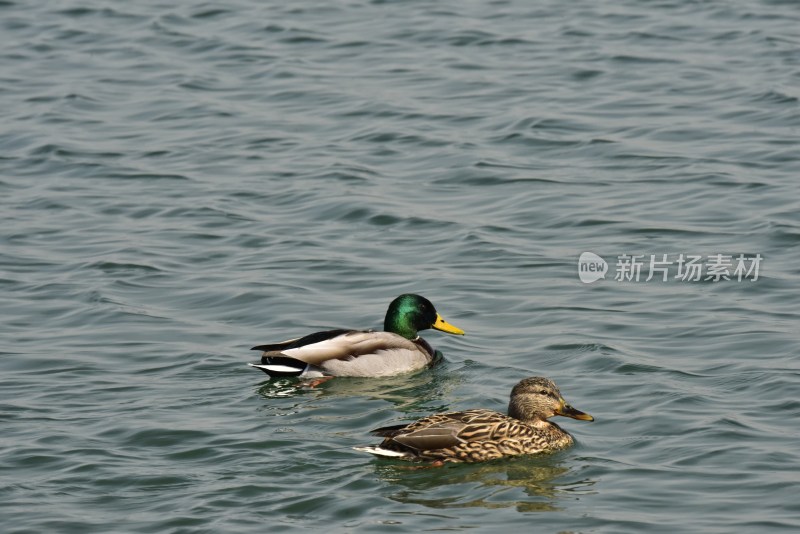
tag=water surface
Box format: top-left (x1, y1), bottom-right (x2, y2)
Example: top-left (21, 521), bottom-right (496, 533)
top-left (2, 0), bottom-right (799, 532)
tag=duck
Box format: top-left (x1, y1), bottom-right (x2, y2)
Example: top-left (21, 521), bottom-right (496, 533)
top-left (354, 376), bottom-right (593, 463)
top-left (249, 294), bottom-right (464, 380)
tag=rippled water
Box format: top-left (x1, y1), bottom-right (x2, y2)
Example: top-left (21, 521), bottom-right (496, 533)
top-left (2, 0), bottom-right (799, 532)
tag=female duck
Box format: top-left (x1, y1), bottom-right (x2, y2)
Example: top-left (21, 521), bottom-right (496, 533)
top-left (249, 294), bottom-right (464, 379)
top-left (355, 377), bottom-right (593, 463)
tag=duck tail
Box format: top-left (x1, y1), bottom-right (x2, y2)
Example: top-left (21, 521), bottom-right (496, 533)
top-left (352, 445), bottom-right (413, 459)
top-left (248, 355), bottom-right (310, 377)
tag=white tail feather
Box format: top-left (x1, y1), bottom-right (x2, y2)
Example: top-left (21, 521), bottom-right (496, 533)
top-left (353, 446), bottom-right (411, 458)
top-left (248, 362), bottom-right (303, 374)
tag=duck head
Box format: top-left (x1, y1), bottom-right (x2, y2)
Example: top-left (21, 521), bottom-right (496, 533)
top-left (383, 294), bottom-right (465, 339)
top-left (508, 376), bottom-right (594, 423)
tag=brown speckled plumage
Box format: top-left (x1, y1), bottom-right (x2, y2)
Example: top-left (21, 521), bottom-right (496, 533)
top-left (356, 377), bottom-right (594, 463)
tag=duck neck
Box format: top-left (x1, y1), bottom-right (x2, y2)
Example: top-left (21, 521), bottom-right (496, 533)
top-left (384, 314), bottom-right (417, 339)
top-left (508, 397), bottom-right (534, 423)
top-left (508, 400), bottom-right (568, 438)
top-left (384, 297), bottom-right (420, 339)
top-left (512, 411), bottom-right (572, 443)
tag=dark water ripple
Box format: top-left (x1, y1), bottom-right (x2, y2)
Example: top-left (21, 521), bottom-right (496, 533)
top-left (2, 0), bottom-right (800, 532)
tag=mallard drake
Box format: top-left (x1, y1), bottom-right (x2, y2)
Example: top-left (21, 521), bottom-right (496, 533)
top-left (249, 294), bottom-right (464, 379)
top-left (354, 377), bottom-right (593, 463)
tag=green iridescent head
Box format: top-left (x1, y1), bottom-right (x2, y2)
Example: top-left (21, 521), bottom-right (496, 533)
top-left (383, 294), bottom-right (465, 339)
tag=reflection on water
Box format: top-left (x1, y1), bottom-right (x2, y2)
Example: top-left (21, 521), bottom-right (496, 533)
top-left (374, 457), bottom-right (596, 513)
top-left (256, 377), bottom-right (317, 399)
top-left (254, 363), bottom-right (468, 414)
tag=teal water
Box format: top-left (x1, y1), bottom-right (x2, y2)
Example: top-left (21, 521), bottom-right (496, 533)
top-left (2, 0), bottom-right (799, 532)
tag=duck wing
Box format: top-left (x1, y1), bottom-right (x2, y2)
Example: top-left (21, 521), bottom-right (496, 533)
top-left (374, 409), bottom-right (514, 452)
top-left (252, 330), bottom-right (427, 367)
top-left (251, 329), bottom-right (352, 353)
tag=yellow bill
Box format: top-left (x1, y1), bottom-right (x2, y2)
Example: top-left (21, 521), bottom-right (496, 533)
top-left (432, 313), bottom-right (465, 335)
